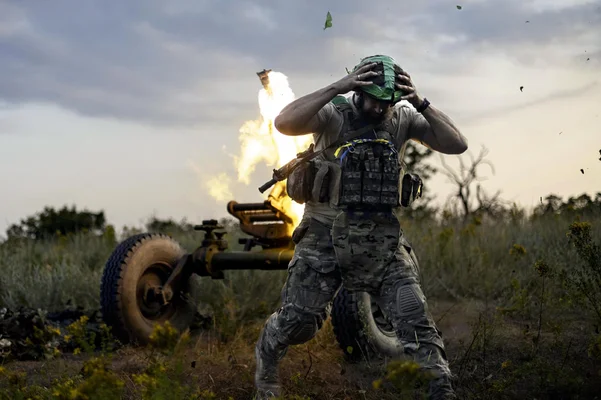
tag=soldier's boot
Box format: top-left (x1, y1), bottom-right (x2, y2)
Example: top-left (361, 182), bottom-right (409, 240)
top-left (254, 344), bottom-right (281, 399)
top-left (428, 374), bottom-right (457, 400)
top-left (255, 314), bottom-right (290, 399)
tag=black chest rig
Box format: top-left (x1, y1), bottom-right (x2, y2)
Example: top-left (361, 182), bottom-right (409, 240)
top-left (333, 101), bottom-right (401, 210)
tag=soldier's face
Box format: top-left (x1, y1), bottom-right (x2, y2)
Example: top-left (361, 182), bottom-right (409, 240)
top-left (359, 93), bottom-right (394, 123)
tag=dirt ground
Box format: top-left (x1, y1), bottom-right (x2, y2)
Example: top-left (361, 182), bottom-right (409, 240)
top-left (4, 300), bottom-right (601, 399)
top-left (2, 300), bottom-right (491, 400)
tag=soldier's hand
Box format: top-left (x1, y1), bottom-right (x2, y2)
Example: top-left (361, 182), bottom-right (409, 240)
top-left (396, 70), bottom-right (422, 107)
top-left (333, 63), bottom-right (380, 94)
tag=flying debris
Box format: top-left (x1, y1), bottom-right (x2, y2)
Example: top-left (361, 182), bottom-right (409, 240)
top-left (256, 69), bottom-right (272, 89)
top-left (324, 11), bottom-right (333, 30)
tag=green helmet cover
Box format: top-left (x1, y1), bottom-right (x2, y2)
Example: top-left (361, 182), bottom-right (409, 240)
top-left (352, 55), bottom-right (404, 103)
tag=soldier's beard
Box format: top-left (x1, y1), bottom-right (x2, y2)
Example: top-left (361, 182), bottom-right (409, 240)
top-left (364, 108), bottom-right (393, 124)
top-left (355, 93), bottom-right (394, 124)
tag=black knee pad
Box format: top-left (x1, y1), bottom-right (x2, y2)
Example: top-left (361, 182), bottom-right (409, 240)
top-left (279, 305), bottom-right (321, 345)
top-left (396, 283), bottom-right (425, 318)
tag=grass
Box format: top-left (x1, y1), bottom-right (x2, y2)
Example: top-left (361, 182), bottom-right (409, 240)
top-left (1, 211), bottom-right (601, 399)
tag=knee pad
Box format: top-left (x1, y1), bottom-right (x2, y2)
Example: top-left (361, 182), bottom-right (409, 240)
top-left (278, 305), bottom-right (322, 345)
top-left (396, 283), bottom-right (425, 318)
top-left (287, 318), bottom-right (319, 345)
top-left (393, 284), bottom-right (447, 352)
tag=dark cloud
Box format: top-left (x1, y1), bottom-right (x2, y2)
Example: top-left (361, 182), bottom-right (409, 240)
top-left (0, 0), bottom-right (598, 126)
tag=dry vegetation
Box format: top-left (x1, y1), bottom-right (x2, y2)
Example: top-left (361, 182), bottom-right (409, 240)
top-left (1, 200), bottom-right (601, 399)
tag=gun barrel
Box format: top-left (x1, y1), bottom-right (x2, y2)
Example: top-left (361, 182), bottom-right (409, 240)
top-left (229, 202), bottom-right (270, 212)
top-left (247, 213), bottom-right (283, 223)
top-left (258, 177), bottom-right (277, 193)
top-left (210, 249), bottom-right (293, 271)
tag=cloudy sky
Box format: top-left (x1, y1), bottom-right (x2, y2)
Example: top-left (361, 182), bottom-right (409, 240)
top-left (1, 0), bottom-right (600, 234)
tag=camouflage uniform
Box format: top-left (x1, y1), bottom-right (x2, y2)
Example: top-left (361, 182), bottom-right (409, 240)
top-left (256, 63), bottom-right (457, 397)
top-left (255, 209), bottom-right (455, 399)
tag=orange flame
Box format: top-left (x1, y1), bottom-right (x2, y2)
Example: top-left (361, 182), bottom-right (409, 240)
top-left (207, 70), bottom-right (312, 230)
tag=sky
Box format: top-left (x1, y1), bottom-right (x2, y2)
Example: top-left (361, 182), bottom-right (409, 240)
top-left (0, 0), bottom-right (600, 235)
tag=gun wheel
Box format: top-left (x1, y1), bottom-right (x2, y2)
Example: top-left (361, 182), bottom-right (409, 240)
top-left (331, 288), bottom-right (403, 362)
top-left (100, 233), bottom-right (197, 345)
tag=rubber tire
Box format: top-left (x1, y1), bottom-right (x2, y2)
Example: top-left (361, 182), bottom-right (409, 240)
top-left (331, 287), bottom-right (404, 362)
top-left (100, 233), bottom-right (198, 345)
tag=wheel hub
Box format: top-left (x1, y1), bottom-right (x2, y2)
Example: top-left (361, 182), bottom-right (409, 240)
top-left (136, 263), bottom-right (176, 320)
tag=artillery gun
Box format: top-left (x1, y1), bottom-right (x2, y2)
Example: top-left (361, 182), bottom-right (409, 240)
top-left (99, 183), bottom-right (402, 362)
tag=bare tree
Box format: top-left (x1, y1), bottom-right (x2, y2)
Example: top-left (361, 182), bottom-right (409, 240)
top-left (439, 146), bottom-right (504, 221)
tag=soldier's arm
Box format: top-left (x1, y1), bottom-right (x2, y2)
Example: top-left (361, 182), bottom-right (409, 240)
top-left (275, 63), bottom-right (381, 136)
top-left (274, 84), bottom-right (341, 136)
top-left (406, 104), bottom-right (468, 155)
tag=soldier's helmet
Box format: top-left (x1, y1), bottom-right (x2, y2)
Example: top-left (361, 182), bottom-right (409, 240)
top-left (352, 55), bottom-right (406, 103)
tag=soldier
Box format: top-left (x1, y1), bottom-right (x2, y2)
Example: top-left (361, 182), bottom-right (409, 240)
top-left (254, 55), bottom-right (468, 399)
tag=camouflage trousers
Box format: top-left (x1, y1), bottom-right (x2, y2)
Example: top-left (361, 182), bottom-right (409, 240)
top-left (256, 211), bottom-right (453, 395)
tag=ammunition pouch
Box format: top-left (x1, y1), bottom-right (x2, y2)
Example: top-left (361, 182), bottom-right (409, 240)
top-left (287, 159), bottom-right (340, 205)
top-left (286, 160), bottom-right (315, 204)
top-left (400, 173), bottom-right (423, 207)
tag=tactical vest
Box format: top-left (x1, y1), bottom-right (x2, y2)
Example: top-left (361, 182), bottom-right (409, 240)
top-left (331, 96), bottom-right (401, 210)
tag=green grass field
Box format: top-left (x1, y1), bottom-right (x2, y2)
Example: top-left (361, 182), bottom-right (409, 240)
top-left (1, 208), bottom-right (600, 399)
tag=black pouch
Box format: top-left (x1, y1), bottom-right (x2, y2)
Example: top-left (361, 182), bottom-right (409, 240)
top-left (311, 160), bottom-right (331, 203)
top-left (400, 173), bottom-right (423, 207)
top-left (380, 152), bottom-right (400, 206)
top-left (286, 160), bottom-right (315, 204)
top-left (339, 152), bottom-right (363, 207)
top-left (381, 171), bottom-right (400, 206)
top-left (291, 217), bottom-right (311, 244)
top-left (362, 171), bottom-right (382, 206)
